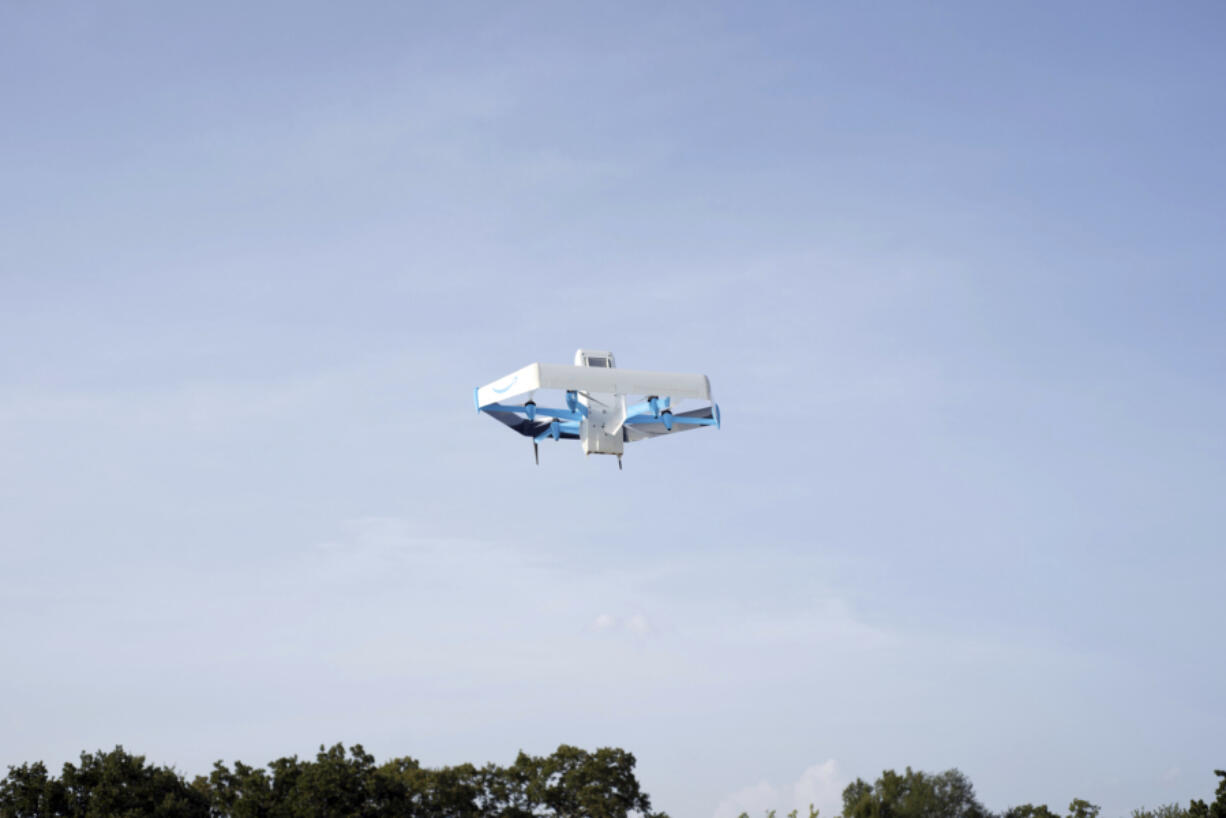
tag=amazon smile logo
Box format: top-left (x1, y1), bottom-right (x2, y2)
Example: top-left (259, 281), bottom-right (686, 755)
top-left (491, 375), bottom-right (518, 394)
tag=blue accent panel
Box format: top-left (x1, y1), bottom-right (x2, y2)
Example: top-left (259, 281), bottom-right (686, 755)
top-left (480, 403), bottom-right (584, 422)
top-left (473, 387), bottom-right (480, 413)
top-left (534, 419), bottom-right (580, 443)
top-left (484, 409), bottom-right (580, 440)
top-left (623, 402), bottom-right (718, 432)
top-left (669, 416), bottom-right (717, 426)
top-left (538, 407), bottom-right (576, 420)
top-left (715, 403), bottom-right (721, 429)
top-left (625, 415), bottom-right (717, 427)
top-left (624, 399), bottom-right (656, 419)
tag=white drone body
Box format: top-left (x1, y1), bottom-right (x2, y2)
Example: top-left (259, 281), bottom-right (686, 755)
top-left (474, 349), bottom-right (721, 467)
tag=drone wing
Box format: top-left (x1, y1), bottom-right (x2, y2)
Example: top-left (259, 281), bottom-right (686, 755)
top-left (475, 363), bottom-right (712, 409)
top-left (474, 362), bottom-right (719, 449)
top-left (622, 404), bottom-right (721, 441)
top-left (474, 364), bottom-right (592, 443)
top-left (485, 410), bottom-right (581, 440)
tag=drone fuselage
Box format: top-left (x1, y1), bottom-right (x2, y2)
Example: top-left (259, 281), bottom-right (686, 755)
top-left (573, 349), bottom-right (623, 457)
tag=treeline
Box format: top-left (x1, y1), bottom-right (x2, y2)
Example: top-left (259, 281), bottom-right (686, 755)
top-left (0, 744), bottom-right (663, 818)
top-left (740, 767), bottom-right (1226, 818)
top-left (1, 745), bottom-right (1223, 818)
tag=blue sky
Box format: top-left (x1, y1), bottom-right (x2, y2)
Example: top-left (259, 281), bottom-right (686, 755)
top-left (2, 3), bottom-right (1224, 816)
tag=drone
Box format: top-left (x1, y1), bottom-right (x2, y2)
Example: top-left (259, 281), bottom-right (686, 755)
top-left (474, 349), bottom-right (720, 468)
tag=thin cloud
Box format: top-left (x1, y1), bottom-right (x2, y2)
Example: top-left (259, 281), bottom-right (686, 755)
top-left (626, 613), bottom-right (652, 635)
top-left (715, 760), bottom-right (846, 818)
top-left (593, 613), bottom-right (617, 630)
top-left (793, 759), bottom-right (847, 818)
top-left (713, 780), bottom-right (778, 818)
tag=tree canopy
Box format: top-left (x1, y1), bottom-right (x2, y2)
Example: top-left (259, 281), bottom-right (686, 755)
top-left (3, 749), bottom-right (1223, 818)
top-left (841, 767), bottom-right (990, 818)
top-left (0, 744), bottom-right (663, 818)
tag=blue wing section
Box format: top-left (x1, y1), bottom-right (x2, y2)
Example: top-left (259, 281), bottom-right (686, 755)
top-left (486, 411), bottom-right (581, 440)
top-left (478, 400), bottom-right (583, 440)
top-left (622, 405), bottom-right (719, 441)
top-left (475, 388), bottom-right (719, 448)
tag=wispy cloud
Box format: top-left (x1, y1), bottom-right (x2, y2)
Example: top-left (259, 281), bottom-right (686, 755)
top-left (793, 760), bottom-right (847, 818)
top-left (592, 613), bottom-right (618, 630)
top-left (714, 780), bottom-right (779, 818)
top-left (715, 760), bottom-right (846, 818)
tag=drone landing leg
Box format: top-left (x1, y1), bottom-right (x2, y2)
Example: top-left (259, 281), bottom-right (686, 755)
top-left (534, 442), bottom-right (539, 466)
top-left (617, 455), bottom-right (622, 471)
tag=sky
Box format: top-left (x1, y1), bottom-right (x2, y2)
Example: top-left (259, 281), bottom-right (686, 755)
top-left (2, 2), bottom-right (1224, 817)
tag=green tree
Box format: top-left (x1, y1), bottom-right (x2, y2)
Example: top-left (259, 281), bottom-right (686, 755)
top-left (474, 759), bottom-right (535, 818)
top-left (0, 747), bottom-right (209, 818)
top-left (842, 767), bottom-right (989, 818)
top-left (417, 762), bottom-right (484, 817)
top-left (367, 756), bottom-right (425, 818)
top-left (0, 740), bottom-right (668, 817)
top-left (0, 761), bottom-right (64, 818)
top-left (526, 745), bottom-right (658, 818)
top-left (1005, 805), bottom-right (1062, 818)
top-left (1132, 804), bottom-right (1190, 818)
top-left (1068, 799), bottom-right (1100, 818)
top-left (285, 744), bottom-right (378, 818)
top-left (1211, 770), bottom-right (1226, 818)
top-left (1189, 770), bottom-right (1226, 818)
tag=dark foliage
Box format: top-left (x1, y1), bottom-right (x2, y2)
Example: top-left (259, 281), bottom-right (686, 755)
top-left (0, 750), bottom-right (209, 818)
top-left (1188, 771), bottom-right (1226, 818)
top-left (0, 745), bottom-right (664, 818)
top-left (1004, 805), bottom-right (1063, 818)
top-left (841, 767), bottom-right (991, 818)
top-left (4, 749), bottom-right (1223, 818)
